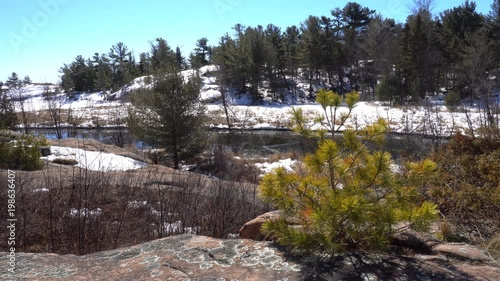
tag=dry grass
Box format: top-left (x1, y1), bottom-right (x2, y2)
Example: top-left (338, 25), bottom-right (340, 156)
top-left (0, 163), bottom-right (268, 255)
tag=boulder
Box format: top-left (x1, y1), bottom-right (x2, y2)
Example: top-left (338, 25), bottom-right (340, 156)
top-left (239, 210), bottom-right (284, 240)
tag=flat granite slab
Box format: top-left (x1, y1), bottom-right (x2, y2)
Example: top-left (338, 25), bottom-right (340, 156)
top-left (1, 234), bottom-right (499, 280)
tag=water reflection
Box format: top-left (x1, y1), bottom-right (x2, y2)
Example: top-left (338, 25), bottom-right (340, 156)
top-left (28, 128), bottom-right (440, 160)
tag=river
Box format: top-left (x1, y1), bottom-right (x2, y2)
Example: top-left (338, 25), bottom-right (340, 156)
top-left (29, 127), bottom-right (443, 160)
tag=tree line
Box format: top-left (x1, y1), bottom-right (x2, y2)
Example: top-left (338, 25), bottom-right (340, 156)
top-left (212, 0), bottom-right (500, 104)
top-left (1, 1), bottom-right (498, 104)
top-left (56, 37), bottom-right (210, 94)
top-left (52, 1), bottom-right (498, 104)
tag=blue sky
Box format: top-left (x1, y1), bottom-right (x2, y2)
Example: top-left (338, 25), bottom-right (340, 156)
top-left (0, 0), bottom-right (493, 84)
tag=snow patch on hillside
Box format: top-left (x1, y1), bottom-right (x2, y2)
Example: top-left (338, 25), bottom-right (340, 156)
top-left (255, 158), bottom-right (297, 175)
top-left (42, 146), bottom-right (147, 172)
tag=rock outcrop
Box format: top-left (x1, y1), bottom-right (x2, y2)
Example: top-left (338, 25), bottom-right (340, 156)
top-left (2, 234), bottom-right (499, 281)
top-left (239, 210), bottom-right (283, 241)
top-left (2, 234), bottom-right (301, 281)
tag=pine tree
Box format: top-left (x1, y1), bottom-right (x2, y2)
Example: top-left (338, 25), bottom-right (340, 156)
top-left (284, 25), bottom-right (301, 98)
top-left (150, 38), bottom-right (176, 73)
top-left (128, 68), bottom-right (207, 169)
top-left (70, 55), bottom-right (88, 92)
top-left (362, 16), bottom-right (403, 97)
top-left (22, 75), bottom-right (32, 85)
top-left (0, 87), bottom-right (16, 129)
top-left (175, 46), bottom-right (186, 70)
top-left (260, 118), bottom-right (438, 254)
top-left (264, 24), bottom-right (287, 99)
top-left (85, 58), bottom-right (95, 91)
top-left (138, 52), bottom-right (151, 76)
top-left (59, 64), bottom-right (75, 94)
top-left (441, 0), bottom-right (485, 95)
top-left (94, 60), bottom-right (112, 92)
top-left (191, 37), bottom-right (210, 68)
top-left (299, 16), bottom-right (323, 95)
top-left (245, 26), bottom-right (266, 99)
top-left (6, 72), bottom-right (21, 89)
top-left (108, 42), bottom-right (132, 89)
top-left (488, 0), bottom-right (500, 90)
top-left (376, 72), bottom-right (405, 104)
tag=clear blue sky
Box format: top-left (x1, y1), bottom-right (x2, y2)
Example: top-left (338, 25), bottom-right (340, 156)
top-left (0, 0), bottom-right (493, 84)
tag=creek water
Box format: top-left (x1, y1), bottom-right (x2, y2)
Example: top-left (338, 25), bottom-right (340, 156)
top-left (29, 128), bottom-right (443, 161)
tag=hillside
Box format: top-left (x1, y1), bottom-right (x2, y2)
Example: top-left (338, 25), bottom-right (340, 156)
top-left (6, 65), bottom-right (497, 138)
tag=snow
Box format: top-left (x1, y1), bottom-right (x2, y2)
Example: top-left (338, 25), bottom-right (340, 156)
top-left (255, 158), bottom-right (297, 175)
top-left (206, 101), bottom-right (486, 137)
top-left (163, 221), bottom-right (200, 235)
top-left (33, 188), bottom-right (49, 193)
top-left (11, 90), bottom-right (122, 113)
top-left (7, 84), bottom-right (58, 99)
top-left (126, 200), bottom-right (200, 234)
top-left (42, 146), bottom-right (147, 172)
top-left (8, 65), bottom-right (498, 138)
top-left (70, 207), bottom-right (103, 218)
top-left (127, 200), bottom-right (148, 208)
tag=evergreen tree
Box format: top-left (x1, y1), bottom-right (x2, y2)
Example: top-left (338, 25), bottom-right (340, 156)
top-left (299, 16), bottom-right (323, 95)
top-left (245, 26), bottom-right (266, 99)
top-left (150, 38), bottom-right (176, 73)
top-left (233, 23), bottom-right (251, 91)
top-left (108, 42), bottom-right (132, 89)
top-left (138, 52), bottom-right (151, 76)
top-left (264, 24), bottom-right (287, 99)
top-left (6, 72), bottom-right (21, 89)
top-left (441, 0), bottom-right (485, 94)
top-left (191, 37), bottom-right (211, 68)
top-left (260, 118), bottom-right (438, 254)
top-left (94, 59), bottom-right (112, 91)
top-left (128, 68), bottom-right (206, 169)
top-left (22, 75), bottom-right (32, 85)
top-left (332, 2), bottom-right (375, 90)
top-left (91, 53), bottom-right (112, 91)
top-left (127, 51), bottom-right (139, 80)
top-left (70, 55), bottom-right (89, 92)
top-left (361, 16), bottom-right (402, 97)
top-left (400, 10), bottom-right (443, 100)
top-left (85, 58), bottom-right (95, 91)
top-left (284, 25), bottom-right (301, 98)
top-left (291, 89), bottom-right (359, 138)
top-left (175, 46), bottom-right (186, 70)
top-left (376, 72), bottom-right (405, 104)
top-left (0, 87), bottom-right (16, 129)
top-left (59, 64), bottom-right (75, 94)
top-left (487, 0), bottom-right (500, 89)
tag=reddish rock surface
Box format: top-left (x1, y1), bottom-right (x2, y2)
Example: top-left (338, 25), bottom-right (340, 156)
top-left (1, 234), bottom-right (499, 280)
top-left (1, 235), bottom-right (302, 281)
top-left (239, 210), bottom-right (284, 240)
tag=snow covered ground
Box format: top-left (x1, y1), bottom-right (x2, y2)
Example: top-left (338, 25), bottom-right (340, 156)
top-left (41, 146), bottom-right (147, 172)
top-left (254, 158), bottom-right (297, 175)
top-left (7, 65), bottom-right (498, 137)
